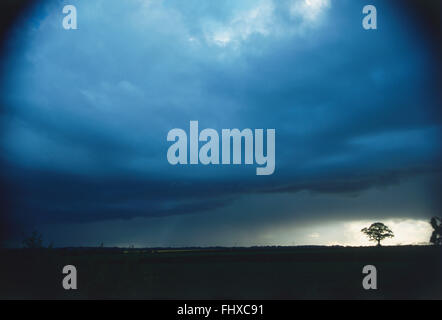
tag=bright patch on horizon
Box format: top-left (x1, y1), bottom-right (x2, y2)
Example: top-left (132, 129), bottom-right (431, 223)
top-left (343, 219), bottom-right (433, 246)
top-left (252, 219), bottom-right (433, 247)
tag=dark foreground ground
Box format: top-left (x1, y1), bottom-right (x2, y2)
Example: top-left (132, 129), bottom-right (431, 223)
top-left (0, 246), bottom-right (441, 299)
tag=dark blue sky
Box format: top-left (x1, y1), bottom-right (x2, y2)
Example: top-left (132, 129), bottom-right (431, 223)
top-left (1, 0), bottom-right (441, 247)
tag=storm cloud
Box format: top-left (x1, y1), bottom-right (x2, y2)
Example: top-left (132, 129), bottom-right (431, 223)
top-left (0, 0), bottom-right (440, 246)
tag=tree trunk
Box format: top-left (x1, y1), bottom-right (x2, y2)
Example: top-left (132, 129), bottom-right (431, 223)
top-left (377, 239), bottom-right (381, 247)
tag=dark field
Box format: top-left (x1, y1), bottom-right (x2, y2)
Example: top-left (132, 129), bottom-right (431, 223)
top-left (0, 246), bottom-right (441, 299)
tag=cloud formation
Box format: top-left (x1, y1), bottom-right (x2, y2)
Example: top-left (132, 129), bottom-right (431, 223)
top-left (0, 0), bottom-right (440, 245)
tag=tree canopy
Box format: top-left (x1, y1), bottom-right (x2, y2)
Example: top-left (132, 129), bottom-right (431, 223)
top-left (430, 217), bottom-right (442, 246)
top-left (361, 222), bottom-right (394, 246)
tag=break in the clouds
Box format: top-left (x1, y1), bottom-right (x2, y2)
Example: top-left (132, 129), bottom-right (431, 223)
top-left (0, 0), bottom-right (441, 246)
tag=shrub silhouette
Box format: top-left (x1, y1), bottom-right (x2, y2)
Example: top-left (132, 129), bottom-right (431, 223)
top-left (430, 217), bottom-right (442, 246)
top-left (361, 222), bottom-right (394, 246)
top-left (22, 231), bottom-right (44, 249)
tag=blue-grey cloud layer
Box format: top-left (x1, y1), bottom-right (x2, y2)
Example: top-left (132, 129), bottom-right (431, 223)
top-left (1, 0), bottom-right (441, 234)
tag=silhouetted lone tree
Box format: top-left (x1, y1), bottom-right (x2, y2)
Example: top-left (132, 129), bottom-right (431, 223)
top-left (430, 217), bottom-right (442, 246)
top-left (361, 222), bottom-right (394, 247)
